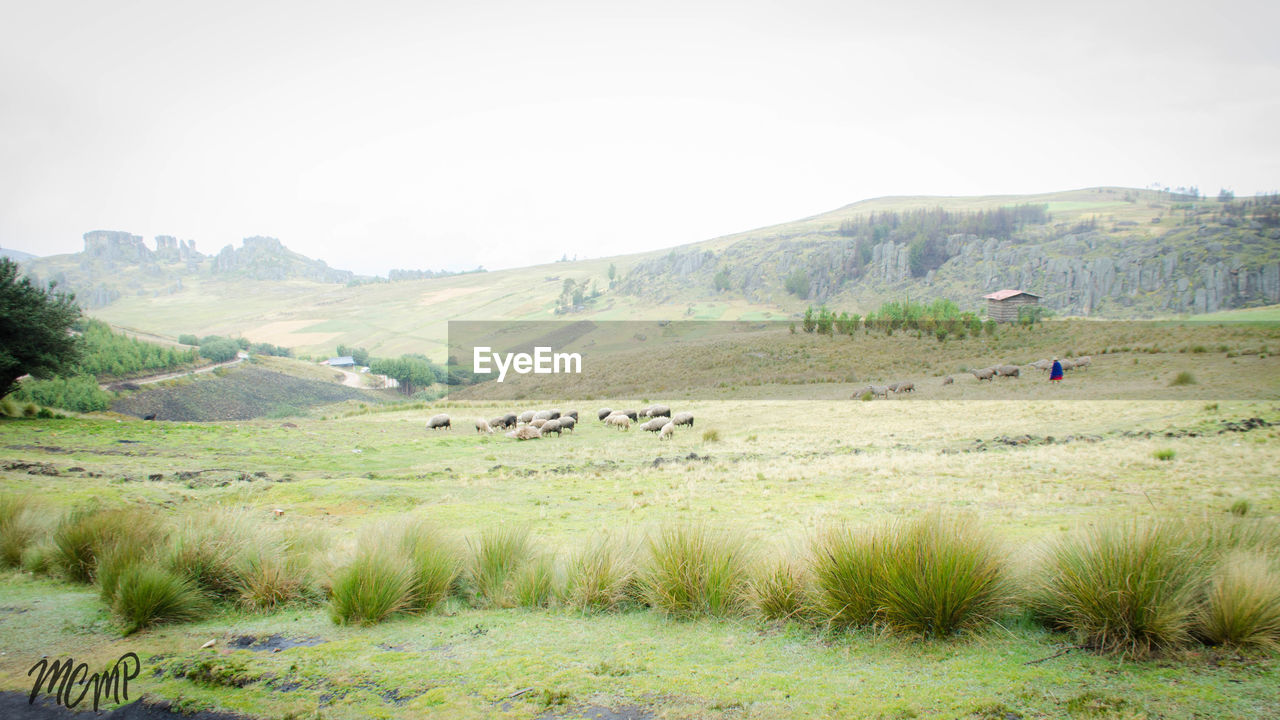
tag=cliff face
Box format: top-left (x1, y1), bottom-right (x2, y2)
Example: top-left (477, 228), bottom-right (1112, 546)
top-left (18, 232), bottom-right (353, 309)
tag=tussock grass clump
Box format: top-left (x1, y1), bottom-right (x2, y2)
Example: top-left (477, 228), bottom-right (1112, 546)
top-left (750, 557), bottom-right (809, 622)
top-left (166, 512), bottom-right (253, 599)
top-left (0, 494), bottom-right (43, 568)
top-left (1169, 371), bottom-right (1197, 386)
top-left (1229, 499), bottom-right (1251, 518)
top-left (810, 526), bottom-right (889, 628)
top-left (51, 506), bottom-right (160, 583)
top-left (329, 544), bottom-right (415, 626)
top-left (111, 563), bottom-right (208, 635)
top-left (701, 429), bottom-right (721, 442)
top-left (398, 520), bottom-right (460, 611)
top-left (876, 514), bottom-right (1008, 637)
top-left (467, 526), bottom-right (533, 608)
top-left (512, 554), bottom-right (556, 608)
top-left (1195, 552), bottom-right (1280, 649)
top-left (98, 541), bottom-right (155, 604)
top-left (1032, 522), bottom-right (1206, 657)
top-left (641, 524), bottom-right (749, 618)
top-left (1153, 448), bottom-right (1176, 461)
top-left (561, 537), bottom-right (637, 612)
top-left (234, 536), bottom-right (316, 611)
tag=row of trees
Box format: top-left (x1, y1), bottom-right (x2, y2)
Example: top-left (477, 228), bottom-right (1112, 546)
top-left (800, 299), bottom-right (1010, 339)
top-left (77, 320), bottom-right (198, 379)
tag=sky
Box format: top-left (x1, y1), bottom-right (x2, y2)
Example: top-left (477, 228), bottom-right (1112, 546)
top-left (2, 0), bottom-right (1277, 276)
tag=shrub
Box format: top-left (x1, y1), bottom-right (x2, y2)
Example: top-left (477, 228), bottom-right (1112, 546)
top-left (1153, 448), bottom-right (1175, 461)
top-left (810, 525), bottom-right (888, 628)
top-left (641, 524), bottom-right (748, 618)
top-left (750, 558), bottom-right (809, 621)
top-left (11, 375), bottom-right (111, 412)
top-left (329, 545), bottom-right (415, 626)
top-left (0, 494), bottom-right (42, 568)
top-left (1032, 522), bottom-right (1206, 657)
top-left (1195, 552), bottom-right (1280, 649)
top-left (467, 526), bottom-right (533, 608)
top-left (875, 514), bottom-right (1008, 637)
top-left (561, 538), bottom-right (637, 612)
top-left (1169, 371), bottom-right (1197, 386)
top-left (512, 554), bottom-right (556, 608)
top-left (111, 564), bottom-right (208, 635)
top-left (1230, 499), bottom-right (1250, 517)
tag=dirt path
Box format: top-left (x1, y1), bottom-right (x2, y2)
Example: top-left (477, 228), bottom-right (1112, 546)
top-left (334, 368), bottom-right (365, 388)
top-left (98, 356), bottom-right (245, 390)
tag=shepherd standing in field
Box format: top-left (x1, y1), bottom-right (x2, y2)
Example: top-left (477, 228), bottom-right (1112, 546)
top-left (1049, 358), bottom-right (1064, 382)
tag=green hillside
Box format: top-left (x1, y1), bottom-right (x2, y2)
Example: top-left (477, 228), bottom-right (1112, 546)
top-left (16, 187), bottom-right (1278, 361)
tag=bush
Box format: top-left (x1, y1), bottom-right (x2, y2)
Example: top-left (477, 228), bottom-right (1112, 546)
top-left (1230, 499), bottom-right (1251, 517)
top-left (467, 526), bottom-right (533, 608)
top-left (178, 334), bottom-right (199, 346)
top-left (199, 338), bottom-right (240, 363)
top-left (1169, 371), bottom-right (1197, 386)
top-left (750, 558), bottom-right (809, 622)
top-left (561, 538), bottom-right (637, 613)
top-left (1195, 552), bottom-right (1280, 649)
top-left (111, 563), bottom-right (208, 635)
top-left (11, 375), bottom-right (112, 412)
top-left (1153, 448), bottom-right (1175, 461)
top-left (0, 494), bottom-right (42, 568)
top-left (875, 514), bottom-right (1008, 637)
top-left (1032, 522), bottom-right (1206, 657)
top-left (641, 524), bottom-right (748, 618)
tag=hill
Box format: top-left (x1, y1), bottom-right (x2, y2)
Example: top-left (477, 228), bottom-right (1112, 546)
top-left (21, 187), bottom-right (1279, 360)
top-left (0, 247), bottom-right (37, 262)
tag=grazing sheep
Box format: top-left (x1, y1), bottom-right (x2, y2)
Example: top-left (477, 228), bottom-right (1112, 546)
top-left (548, 409), bottom-right (562, 420)
top-left (861, 385), bottom-right (891, 399)
top-left (427, 413), bottom-right (451, 430)
top-left (1073, 356), bottom-right (1092, 370)
top-left (519, 410), bottom-right (536, 424)
top-left (942, 376), bottom-right (954, 385)
top-left (507, 425), bottom-right (542, 440)
top-left (1032, 359), bottom-right (1054, 372)
top-left (645, 404), bottom-right (671, 418)
top-left (498, 413), bottom-right (518, 429)
top-left (531, 418), bottom-right (548, 428)
top-left (641, 417), bottom-right (667, 432)
top-left (597, 408), bottom-right (613, 421)
top-left (558, 416), bottom-right (576, 433)
top-left (671, 411), bottom-right (694, 428)
top-left (971, 368), bottom-right (996, 381)
top-left (894, 381), bottom-right (915, 393)
top-left (475, 418), bottom-right (494, 434)
top-left (1059, 359), bottom-right (1076, 371)
top-left (621, 409), bottom-right (639, 421)
top-left (606, 414), bottom-right (631, 430)
top-left (660, 421), bottom-right (675, 440)
top-left (996, 365), bottom-right (1020, 378)
top-left (143, 413), bottom-right (157, 420)
top-left (533, 410), bottom-right (553, 421)
top-left (542, 419), bottom-right (563, 436)
top-left (565, 410), bottom-right (579, 421)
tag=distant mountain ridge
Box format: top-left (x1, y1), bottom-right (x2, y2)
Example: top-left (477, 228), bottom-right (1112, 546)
top-left (0, 247), bottom-right (38, 262)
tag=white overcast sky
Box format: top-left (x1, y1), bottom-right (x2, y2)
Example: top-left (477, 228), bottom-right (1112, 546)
top-left (2, 0), bottom-right (1277, 275)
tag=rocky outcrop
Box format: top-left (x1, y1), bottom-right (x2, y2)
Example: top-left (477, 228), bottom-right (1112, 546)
top-left (210, 236), bottom-right (353, 283)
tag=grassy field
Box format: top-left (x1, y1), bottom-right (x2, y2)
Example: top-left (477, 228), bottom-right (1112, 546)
top-left (2, 330), bottom-right (1279, 719)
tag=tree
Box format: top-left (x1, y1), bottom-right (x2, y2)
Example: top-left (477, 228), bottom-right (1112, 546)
top-left (0, 258), bottom-right (82, 399)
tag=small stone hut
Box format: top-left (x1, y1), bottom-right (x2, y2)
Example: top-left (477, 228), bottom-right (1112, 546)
top-left (983, 289), bottom-right (1041, 322)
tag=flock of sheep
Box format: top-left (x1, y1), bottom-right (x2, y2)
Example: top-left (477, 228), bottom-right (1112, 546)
top-left (424, 404), bottom-right (695, 441)
top-left (856, 355), bottom-right (1092, 399)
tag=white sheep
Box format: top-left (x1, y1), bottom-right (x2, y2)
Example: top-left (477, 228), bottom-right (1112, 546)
top-left (475, 418), bottom-right (494, 434)
top-left (660, 421), bottom-right (675, 440)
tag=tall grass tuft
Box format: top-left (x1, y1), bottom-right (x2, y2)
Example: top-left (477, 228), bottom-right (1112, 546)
top-left (398, 520), bottom-right (460, 612)
top-left (1169, 371), bottom-right (1197, 386)
top-left (97, 541), bottom-right (155, 604)
top-left (1032, 521), bottom-right (1205, 657)
top-left (468, 526), bottom-right (533, 608)
top-left (810, 525), bottom-right (889, 628)
top-left (561, 537), bottom-right (637, 613)
top-left (50, 506), bottom-right (159, 583)
top-left (166, 512), bottom-right (253, 599)
top-left (328, 541), bottom-right (415, 626)
top-left (111, 563), bottom-right (208, 636)
top-left (1195, 552), bottom-right (1280, 649)
top-left (875, 514), bottom-right (1008, 637)
top-left (641, 524), bottom-right (748, 618)
top-left (750, 557), bottom-right (809, 622)
top-left (234, 538), bottom-right (315, 611)
top-left (0, 494), bottom-right (43, 568)
top-left (512, 554), bottom-right (556, 608)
